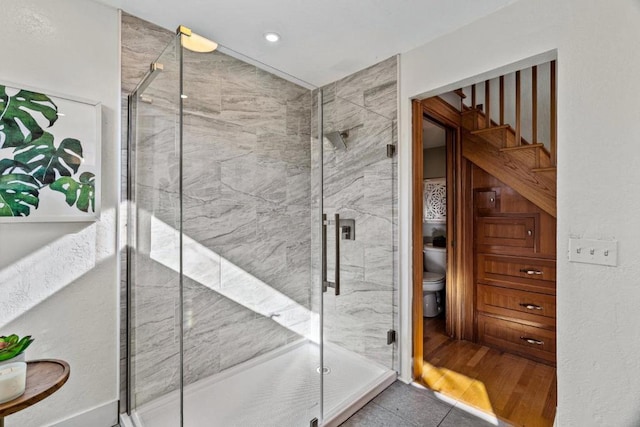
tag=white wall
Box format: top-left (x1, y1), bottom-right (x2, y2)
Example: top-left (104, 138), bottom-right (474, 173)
top-left (423, 146), bottom-right (446, 179)
top-left (0, 1), bottom-right (120, 426)
top-left (399, 0), bottom-right (640, 425)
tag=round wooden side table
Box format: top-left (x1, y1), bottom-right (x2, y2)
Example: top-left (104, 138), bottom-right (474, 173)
top-left (0, 360), bottom-right (70, 427)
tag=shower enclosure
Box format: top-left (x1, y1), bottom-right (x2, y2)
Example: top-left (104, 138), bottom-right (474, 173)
top-left (124, 27), bottom-right (397, 427)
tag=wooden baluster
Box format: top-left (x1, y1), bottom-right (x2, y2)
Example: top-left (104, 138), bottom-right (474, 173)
top-left (515, 70), bottom-right (521, 147)
top-left (471, 84), bottom-right (478, 130)
top-left (532, 66), bottom-right (538, 144)
top-left (532, 66), bottom-right (539, 168)
top-left (454, 88), bottom-right (466, 110)
top-left (499, 76), bottom-right (505, 125)
top-left (472, 84), bottom-right (476, 109)
top-left (550, 60), bottom-right (557, 166)
top-left (456, 88), bottom-right (462, 111)
top-left (485, 80), bottom-right (491, 129)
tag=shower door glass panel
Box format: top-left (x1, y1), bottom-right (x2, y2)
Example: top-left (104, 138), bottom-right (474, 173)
top-left (179, 44), bottom-right (321, 426)
top-left (129, 36), bottom-right (183, 424)
top-left (320, 91), bottom-right (397, 421)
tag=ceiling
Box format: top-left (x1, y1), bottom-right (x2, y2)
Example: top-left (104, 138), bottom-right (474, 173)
top-left (98, 0), bottom-right (517, 87)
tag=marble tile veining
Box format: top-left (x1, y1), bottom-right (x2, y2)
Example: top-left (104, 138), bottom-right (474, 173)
top-left (123, 12), bottom-right (398, 413)
top-left (320, 57), bottom-right (398, 368)
top-left (123, 13), bottom-right (315, 407)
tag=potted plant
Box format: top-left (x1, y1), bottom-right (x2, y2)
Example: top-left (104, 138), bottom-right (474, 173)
top-left (0, 335), bottom-right (34, 367)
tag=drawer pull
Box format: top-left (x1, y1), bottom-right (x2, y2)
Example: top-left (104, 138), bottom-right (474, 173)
top-left (519, 303), bottom-right (543, 310)
top-left (520, 336), bottom-right (544, 345)
top-left (519, 268), bottom-right (543, 275)
top-left (527, 230), bottom-right (533, 236)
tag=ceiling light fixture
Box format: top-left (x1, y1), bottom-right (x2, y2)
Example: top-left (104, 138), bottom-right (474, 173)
top-left (264, 32), bottom-right (280, 43)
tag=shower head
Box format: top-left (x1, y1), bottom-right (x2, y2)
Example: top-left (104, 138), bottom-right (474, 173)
top-left (324, 130), bottom-right (348, 150)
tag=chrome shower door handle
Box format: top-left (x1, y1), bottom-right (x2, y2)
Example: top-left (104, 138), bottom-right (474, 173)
top-left (321, 213), bottom-right (340, 295)
top-left (334, 213), bottom-right (340, 296)
top-left (322, 213), bottom-right (327, 292)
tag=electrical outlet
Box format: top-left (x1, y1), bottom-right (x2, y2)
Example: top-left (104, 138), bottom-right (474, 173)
top-left (568, 238), bottom-right (617, 266)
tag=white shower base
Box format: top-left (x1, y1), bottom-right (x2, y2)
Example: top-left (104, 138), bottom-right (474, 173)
top-left (123, 340), bottom-right (396, 427)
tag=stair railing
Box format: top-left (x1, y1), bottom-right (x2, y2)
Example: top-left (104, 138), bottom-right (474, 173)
top-left (463, 60), bottom-right (557, 167)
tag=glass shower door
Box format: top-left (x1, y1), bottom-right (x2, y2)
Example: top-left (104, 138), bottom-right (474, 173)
top-left (320, 91), bottom-right (397, 423)
top-left (127, 34), bottom-right (184, 426)
top-left (177, 35), bottom-right (322, 427)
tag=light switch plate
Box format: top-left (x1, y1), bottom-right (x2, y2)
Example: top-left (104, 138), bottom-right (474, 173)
top-left (568, 238), bottom-right (617, 266)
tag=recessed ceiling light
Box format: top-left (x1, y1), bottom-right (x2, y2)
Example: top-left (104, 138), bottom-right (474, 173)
top-left (264, 32), bottom-right (280, 43)
top-left (181, 94), bottom-right (188, 99)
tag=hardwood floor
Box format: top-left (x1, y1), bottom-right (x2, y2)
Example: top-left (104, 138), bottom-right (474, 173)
top-left (419, 316), bottom-right (556, 427)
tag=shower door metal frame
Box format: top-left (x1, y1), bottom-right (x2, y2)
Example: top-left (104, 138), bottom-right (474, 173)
top-left (317, 89), bottom-right (325, 424)
top-left (125, 60), bottom-right (165, 415)
top-left (125, 32), bottom-right (185, 423)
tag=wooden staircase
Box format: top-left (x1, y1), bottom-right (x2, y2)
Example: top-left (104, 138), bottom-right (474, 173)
top-left (452, 63), bottom-right (557, 217)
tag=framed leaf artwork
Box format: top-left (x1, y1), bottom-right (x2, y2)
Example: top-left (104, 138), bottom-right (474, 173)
top-left (0, 81), bottom-right (101, 222)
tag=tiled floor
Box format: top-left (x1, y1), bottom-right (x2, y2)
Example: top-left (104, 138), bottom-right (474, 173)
top-left (340, 381), bottom-right (500, 427)
top-left (119, 381), bottom-right (501, 427)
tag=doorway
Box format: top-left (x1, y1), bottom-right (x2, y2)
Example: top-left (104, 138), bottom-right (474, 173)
top-left (412, 94), bottom-right (469, 370)
top-left (411, 63), bottom-right (558, 426)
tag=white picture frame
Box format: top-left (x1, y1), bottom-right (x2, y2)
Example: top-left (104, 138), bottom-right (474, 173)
top-left (0, 80), bottom-right (101, 222)
top-left (423, 177), bottom-right (446, 223)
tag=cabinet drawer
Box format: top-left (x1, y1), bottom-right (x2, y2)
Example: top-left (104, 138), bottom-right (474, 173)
top-left (477, 254), bottom-right (556, 294)
top-left (476, 216), bottom-right (537, 253)
top-left (477, 284), bottom-right (556, 327)
top-left (477, 314), bottom-right (556, 365)
top-left (476, 190), bottom-right (498, 210)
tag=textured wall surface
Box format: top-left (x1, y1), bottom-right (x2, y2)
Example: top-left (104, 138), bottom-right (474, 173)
top-left (400, 0), bottom-right (640, 425)
top-left (121, 14), bottom-right (314, 407)
top-left (0, 1), bottom-right (120, 426)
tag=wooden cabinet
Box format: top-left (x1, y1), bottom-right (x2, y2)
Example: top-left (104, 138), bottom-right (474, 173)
top-left (475, 190), bottom-right (498, 211)
top-left (473, 169), bottom-right (556, 366)
top-left (476, 215), bottom-right (538, 255)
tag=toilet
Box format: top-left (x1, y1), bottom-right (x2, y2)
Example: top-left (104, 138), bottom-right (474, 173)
top-left (423, 244), bottom-right (446, 317)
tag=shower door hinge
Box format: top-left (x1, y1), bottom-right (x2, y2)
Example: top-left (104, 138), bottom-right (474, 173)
top-left (387, 329), bottom-right (397, 345)
top-left (310, 417), bottom-right (318, 427)
top-left (386, 144), bottom-right (396, 158)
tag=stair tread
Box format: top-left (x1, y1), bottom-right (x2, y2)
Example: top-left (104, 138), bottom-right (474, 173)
top-left (532, 167), bottom-right (557, 172)
top-left (461, 108), bottom-right (481, 115)
top-left (470, 125), bottom-right (510, 134)
top-left (500, 143), bottom-right (545, 152)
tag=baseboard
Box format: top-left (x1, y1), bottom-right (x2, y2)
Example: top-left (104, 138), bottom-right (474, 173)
top-left (48, 400), bottom-right (119, 427)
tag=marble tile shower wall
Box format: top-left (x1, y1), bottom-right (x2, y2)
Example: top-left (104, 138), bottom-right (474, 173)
top-left (121, 13), bottom-right (398, 410)
top-left (312, 56), bottom-right (399, 369)
top-left (121, 14), bottom-right (313, 407)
